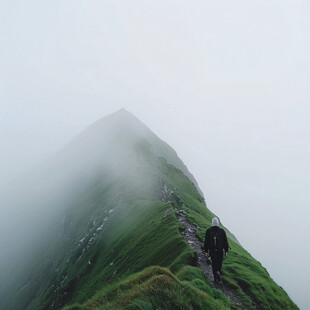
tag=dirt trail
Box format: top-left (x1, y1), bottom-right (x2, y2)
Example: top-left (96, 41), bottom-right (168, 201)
top-left (176, 209), bottom-right (244, 309)
top-left (160, 181), bottom-right (257, 309)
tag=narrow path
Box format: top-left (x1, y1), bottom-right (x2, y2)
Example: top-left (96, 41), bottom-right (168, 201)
top-left (176, 209), bottom-right (243, 308)
top-left (160, 181), bottom-right (257, 309)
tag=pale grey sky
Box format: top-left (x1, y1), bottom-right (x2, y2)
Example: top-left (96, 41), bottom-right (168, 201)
top-left (1, 1), bottom-right (309, 308)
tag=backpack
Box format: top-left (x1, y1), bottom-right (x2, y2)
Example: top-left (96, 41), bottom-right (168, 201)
top-left (210, 230), bottom-right (223, 251)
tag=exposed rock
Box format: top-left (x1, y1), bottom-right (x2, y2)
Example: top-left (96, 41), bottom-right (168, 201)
top-left (97, 223), bottom-right (104, 231)
top-left (176, 209), bottom-right (246, 308)
top-left (162, 209), bottom-right (171, 220)
top-left (160, 180), bottom-right (174, 202)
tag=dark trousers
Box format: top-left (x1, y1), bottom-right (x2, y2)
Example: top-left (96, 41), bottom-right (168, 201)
top-left (210, 249), bottom-right (223, 280)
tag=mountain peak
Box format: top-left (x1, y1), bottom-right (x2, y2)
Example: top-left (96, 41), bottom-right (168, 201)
top-left (116, 107), bottom-right (128, 113)
top-left (65, 108), bottom-right (203, 196)
top-left (112, 107), bottom-right (132, 118)
top-left (91, 108), bottom-right (144, 132)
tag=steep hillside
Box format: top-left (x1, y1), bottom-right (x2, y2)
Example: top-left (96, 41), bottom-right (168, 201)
top-left (0, 109), bottom-right (298, 310)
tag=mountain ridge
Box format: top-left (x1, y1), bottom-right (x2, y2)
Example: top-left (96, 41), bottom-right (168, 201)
top-left (0, 109), bottom-right (298, 310)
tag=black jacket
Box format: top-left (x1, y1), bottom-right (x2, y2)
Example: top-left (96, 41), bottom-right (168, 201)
top-left (204, 226), bottom-right (229, 253)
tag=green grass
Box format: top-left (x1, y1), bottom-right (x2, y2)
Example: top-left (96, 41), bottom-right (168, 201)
top-left (59, 159), bottom-right (298, 310)
top-left (3, 151), bottom-right (298, 310)
top-left (63, 266), bottom-right (230, 310)
top-left (31, 196), bottom-right (193, 309)
top-left (158, 162), bottom-right (298, 310)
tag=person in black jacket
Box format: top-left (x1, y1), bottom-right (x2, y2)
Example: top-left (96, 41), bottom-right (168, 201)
top-left (204, 217), bottom-right (229, 282)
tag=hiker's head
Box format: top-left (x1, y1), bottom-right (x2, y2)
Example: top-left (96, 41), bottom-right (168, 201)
top-left (212, 217), bottom-right (219, 227)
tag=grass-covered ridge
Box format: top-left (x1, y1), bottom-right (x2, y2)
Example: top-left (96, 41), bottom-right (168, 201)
top-left (63, 266), bottom-right (230, 310)
top-left (159, 161), bottom-right (298, 310)
top-left (0, 109), bottom-right (298, 310)
top-left (30, 198), bottom-right (193, 309)
top-left (59, 158), bottom-right (297, 310)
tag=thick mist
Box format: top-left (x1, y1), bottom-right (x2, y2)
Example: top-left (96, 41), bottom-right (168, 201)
top-left (0, 110), bottom-right (198, 291)
top-left (0, 111), bottom-right (153, 275)
top-left (1, 1), bottom-right (309, 308)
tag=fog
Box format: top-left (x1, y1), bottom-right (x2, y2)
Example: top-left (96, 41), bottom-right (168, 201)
top-left (1, 0), bottom-right (309, 308)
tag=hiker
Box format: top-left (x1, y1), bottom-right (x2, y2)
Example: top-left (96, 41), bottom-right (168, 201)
top-left (204, 217), bottom-right (229, 282)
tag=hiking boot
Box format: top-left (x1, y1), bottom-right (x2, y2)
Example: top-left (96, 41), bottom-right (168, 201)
top-left (216, 271), bottom-right (222, 282)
